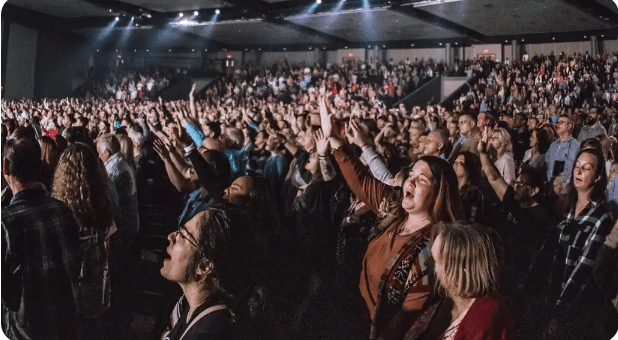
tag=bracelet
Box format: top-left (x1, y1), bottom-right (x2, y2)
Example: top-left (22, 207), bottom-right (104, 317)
top-left (184, 144), bottom-right (197, 154)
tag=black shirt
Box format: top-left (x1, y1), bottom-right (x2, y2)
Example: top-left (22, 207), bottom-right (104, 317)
top-left (166, 295), bottom-right (234, 340)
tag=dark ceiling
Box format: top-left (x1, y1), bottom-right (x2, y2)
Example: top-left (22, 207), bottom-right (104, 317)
top-left (3, 0), bottom-right (618, 51)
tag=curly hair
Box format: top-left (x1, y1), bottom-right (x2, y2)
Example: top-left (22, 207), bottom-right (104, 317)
top-left (52, 142), bottom-right (114, 231)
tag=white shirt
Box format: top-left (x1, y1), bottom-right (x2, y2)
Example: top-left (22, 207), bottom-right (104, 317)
top-left (494, 153), bottom-right (516, 186)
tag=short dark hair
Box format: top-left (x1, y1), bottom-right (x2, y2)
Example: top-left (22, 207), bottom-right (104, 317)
top-left (207, 122), bottom-right (222, 138)
top-left (3, 137), bottom-right (42, 183)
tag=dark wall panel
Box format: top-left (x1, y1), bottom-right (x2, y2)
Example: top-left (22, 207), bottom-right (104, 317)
top-left (35, 30), bottom-right (89, 99)
top-left (4, 22), bottom-right (37, 100)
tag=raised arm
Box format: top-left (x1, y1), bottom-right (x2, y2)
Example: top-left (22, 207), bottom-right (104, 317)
top-left (153, 139), bottom-right (196, 194)
top-left (330, 121), bottom-right (394, 214)
top-left (478, 126), bottom-right (509, 201)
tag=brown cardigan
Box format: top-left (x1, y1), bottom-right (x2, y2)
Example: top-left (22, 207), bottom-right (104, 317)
top-left (333, 145), bottom-right (434, 338)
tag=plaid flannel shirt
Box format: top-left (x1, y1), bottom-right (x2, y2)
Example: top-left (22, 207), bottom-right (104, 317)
top-left (1, 186), bottom-right (81, 340)
top-left (552, 201), bottom-right (612, 316)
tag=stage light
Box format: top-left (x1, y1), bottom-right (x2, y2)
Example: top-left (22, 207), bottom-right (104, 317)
top-left (179, 13), bottom-right (184, 17)
top-left (215, 9), bottom-right (220, 14)
top-left (552, 37), bottom-right (555, 40)
top-left (192, 49), bottom-right (195, 51)
top-left (194, 11), bottom-right (199, 15)
top-left (146, 49), bottom-right (150, 52)
top-left (115, 17), bottom-right (120, 21)
top-left (109, 9), bottom-right (112, 12)
top-left (205, 49), bottom-right (208, 51)
top-left (96, 49), bottom-right (100, 52)
top-left (317, 0), bottom-right (322, 3)
top-left (283, 47), bottom-right (287, 50)
top-left (601, 34), bottom-right (604, 37)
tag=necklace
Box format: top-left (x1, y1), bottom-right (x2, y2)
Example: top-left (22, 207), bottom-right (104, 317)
top-left (441, 298), bottom-right (475, 339)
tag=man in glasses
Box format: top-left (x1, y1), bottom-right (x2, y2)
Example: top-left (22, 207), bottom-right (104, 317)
top-left (478, 135), bottom-right (553, 290)
top-left (546, 114), bottom-right (579, 181)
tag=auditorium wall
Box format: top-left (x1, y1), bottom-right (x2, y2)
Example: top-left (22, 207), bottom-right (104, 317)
top-left (386, 48), bottom-right (447, 64)
top-left (4, 22), bottom-right (38, 100)
top-left (35, 30), bottom-right (90, 99)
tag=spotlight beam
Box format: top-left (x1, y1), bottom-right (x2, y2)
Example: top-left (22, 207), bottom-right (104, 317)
top-left (389, 4), bottom-right (485, 42)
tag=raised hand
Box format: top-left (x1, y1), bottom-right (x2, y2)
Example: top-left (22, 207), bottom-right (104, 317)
top-left (189, 83), bottom-right (197, 97)
top-left (314, 128), bottom-right (330, 156)
top-left (478, 126), bottom-right (490, 154)
top-left (318, 94), bottom-right (335, 137)
top-left (153, 138), bottom-right (170, 159)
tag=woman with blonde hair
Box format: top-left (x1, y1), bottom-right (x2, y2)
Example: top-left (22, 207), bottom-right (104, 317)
top-left (116, 133), bottom-right (135, 170)
top-left (486, 127), bottom-right (516, 186)
top-left (52, 142), bottom-right (116, 321)
top-left (405, 222), bottom-right (514, 340)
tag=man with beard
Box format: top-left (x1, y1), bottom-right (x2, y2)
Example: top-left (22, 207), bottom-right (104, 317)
top-left (577, 107), bottom-right (608, 143)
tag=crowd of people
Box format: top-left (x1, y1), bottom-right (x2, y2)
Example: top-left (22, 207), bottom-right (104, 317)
top-left (2, 51), bottom-right (618, 340)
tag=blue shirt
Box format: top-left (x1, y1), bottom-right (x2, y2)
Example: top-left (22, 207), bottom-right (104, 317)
top-left (263, 154), bottom-right (288, 187)
top-left (177, 188), bottom-right (215, 227)
top-left (545, 136), bottom-right (579, 180)
top-left (224, 149), bottom-right (247, 181)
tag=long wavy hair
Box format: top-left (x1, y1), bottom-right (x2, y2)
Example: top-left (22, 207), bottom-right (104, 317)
top-left (52, 142), bottom-right (114, 231)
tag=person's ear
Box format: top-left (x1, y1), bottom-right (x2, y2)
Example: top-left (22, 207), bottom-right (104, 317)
top-left (531, 187), bottom-right (540, 197)
top-left (196, 260), bottom-right (215, 279)
top-left (2, 158), bottom-right (10, 177)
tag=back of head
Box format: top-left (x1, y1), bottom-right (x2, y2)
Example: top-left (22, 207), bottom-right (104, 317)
top-left (202, 150), bottom-right (232, 190)
top-left (52, 142), bottom-right (114, 229)
top-left (96, 133), bottom-right (121, 155)
top-left (225, 128), bottom-right (245, 150)
top-left (116, 134), bottom-right (134, 164)
top-left (64, 126), bottom-right (90, 145)
top-left (432, 222), bottom-right (504, 298)
top-left (207, 122), bottom-right (222, 138)
top-left (3, 136), bottom-right (42, 184)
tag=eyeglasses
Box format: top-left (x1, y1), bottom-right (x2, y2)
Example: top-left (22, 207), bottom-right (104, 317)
top-left (175, 225), bottom-right (200, 250)
top-left (514, 180), bottom-right (532, 187)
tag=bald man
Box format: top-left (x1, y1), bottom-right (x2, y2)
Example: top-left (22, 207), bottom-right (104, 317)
top-left (424, 129), bottom-right (449, 159)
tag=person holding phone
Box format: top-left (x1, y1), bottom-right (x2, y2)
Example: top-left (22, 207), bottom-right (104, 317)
top-left (545, 115), bottom-right (579, 181)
